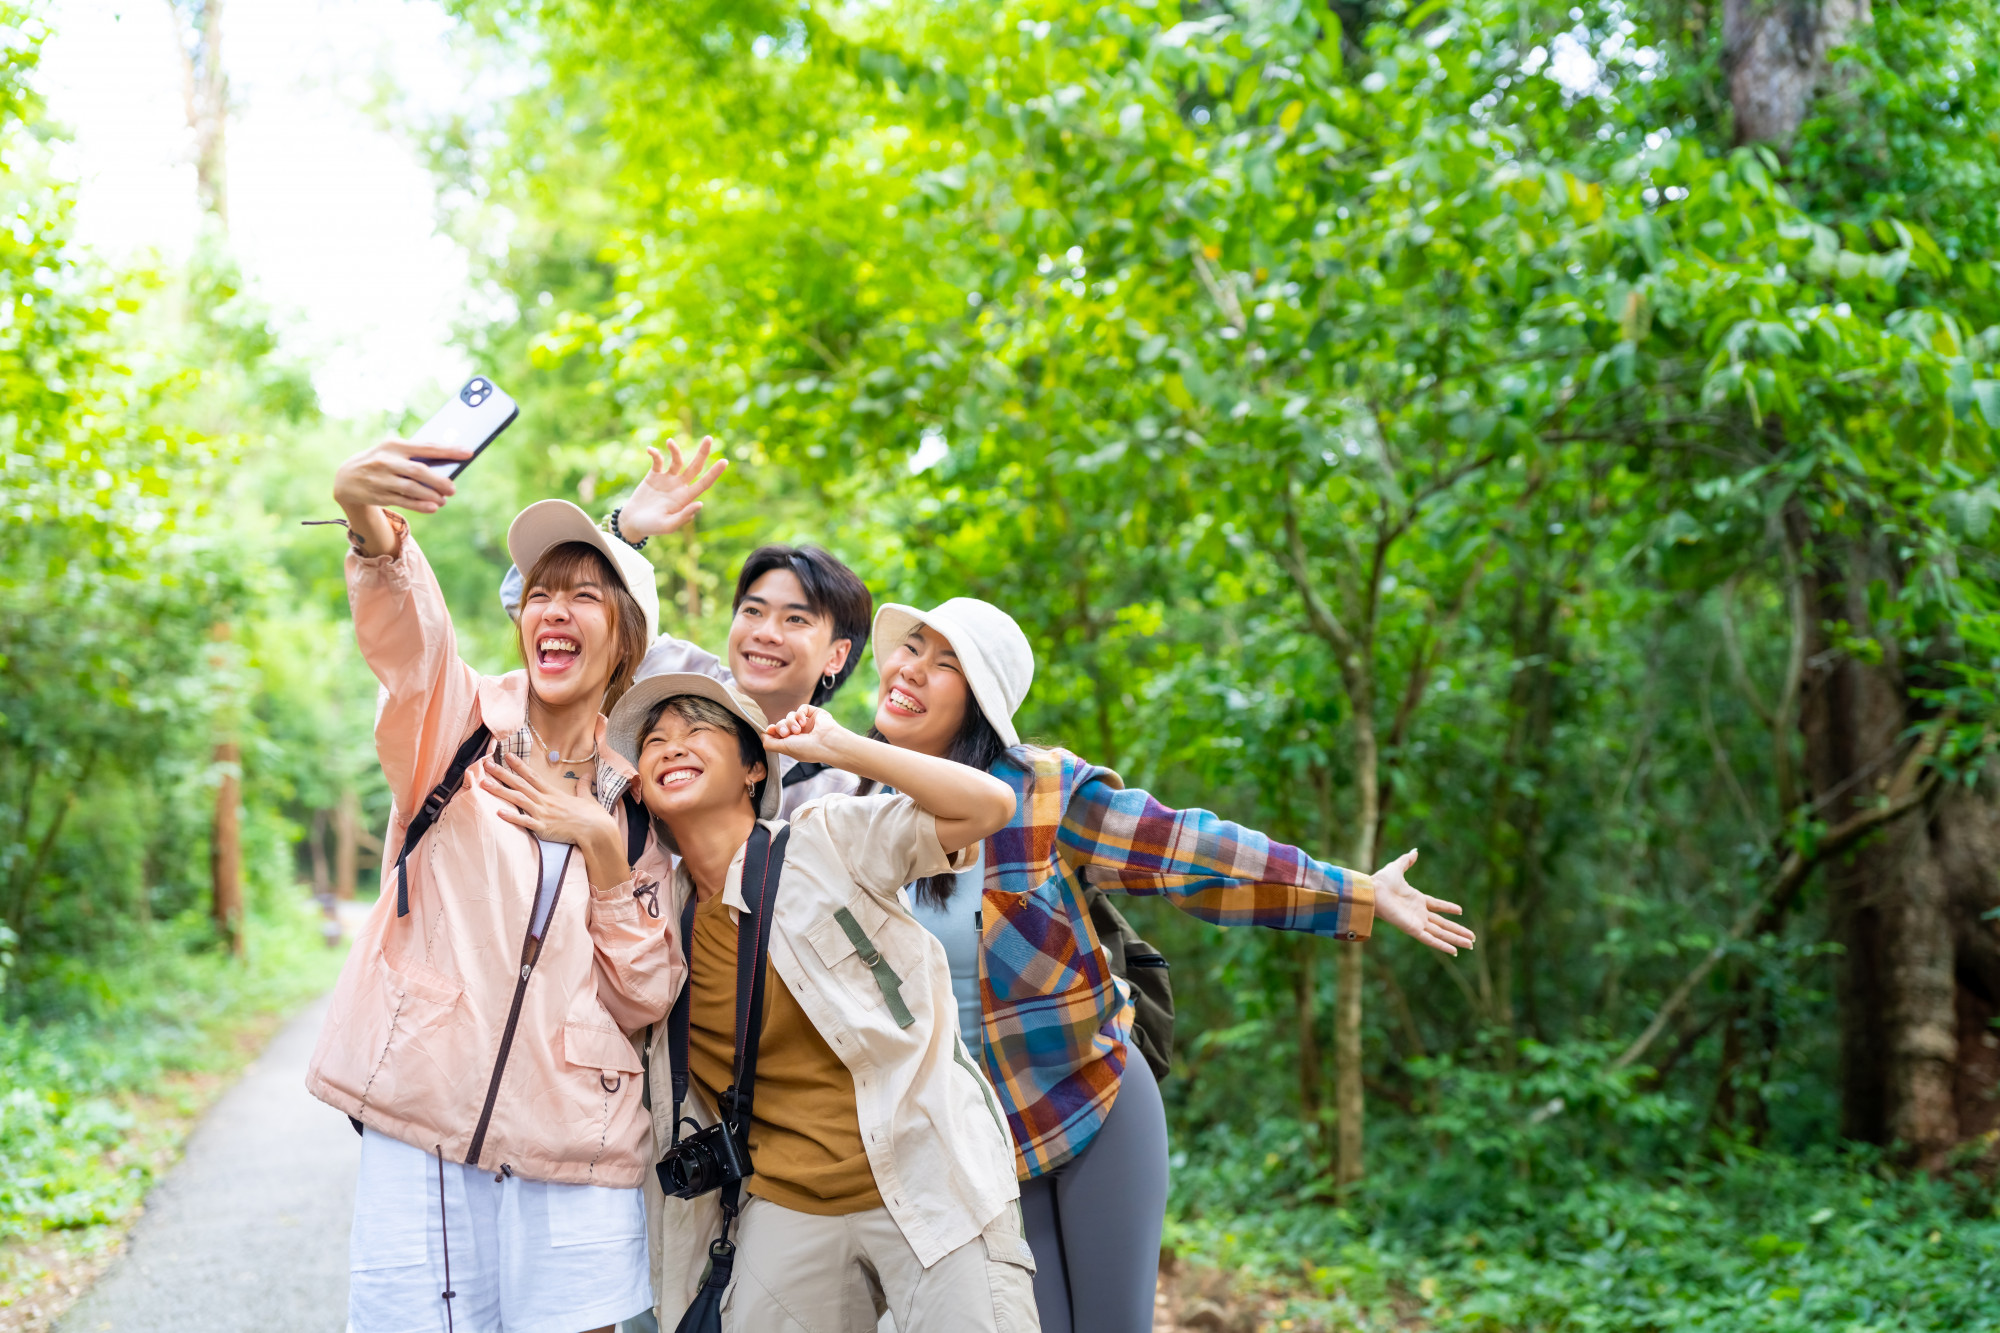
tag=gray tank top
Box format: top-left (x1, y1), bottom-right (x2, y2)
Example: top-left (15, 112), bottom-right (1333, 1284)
top-left (908, 843), bottom-right (985, 1045)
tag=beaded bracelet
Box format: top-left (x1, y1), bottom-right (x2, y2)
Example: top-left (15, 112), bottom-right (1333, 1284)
top-left (608, 506), bottom-right (648, 550)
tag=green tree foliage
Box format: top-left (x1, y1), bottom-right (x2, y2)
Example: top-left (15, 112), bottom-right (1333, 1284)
top-left (9, 0), bottom-right (2000, 1315)
top-left (444, 0), bottom-right (2000, 1314)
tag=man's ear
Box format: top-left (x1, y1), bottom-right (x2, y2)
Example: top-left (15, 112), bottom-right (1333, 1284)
top-left (749, 760), bottom-right (769, 788)
top-left (823, 637), bottom-right (853, 676)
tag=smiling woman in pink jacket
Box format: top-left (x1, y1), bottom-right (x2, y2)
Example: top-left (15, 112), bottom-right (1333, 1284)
top-left (307, 437), bottom-right (682, 1333)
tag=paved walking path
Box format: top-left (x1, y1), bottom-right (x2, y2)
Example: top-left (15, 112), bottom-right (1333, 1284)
top-left (58, 994), bottom-right (356, 1333)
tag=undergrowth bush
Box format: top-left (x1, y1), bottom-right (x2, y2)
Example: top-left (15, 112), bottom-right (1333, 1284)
top-left (1166, 1037), bottom-right (2000, 1330)
top-left (0, 902), bottom-right (340, 1243)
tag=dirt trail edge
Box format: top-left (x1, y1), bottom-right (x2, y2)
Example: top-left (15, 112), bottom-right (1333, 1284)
top-left (58, 993), bottom-right (356, 1333)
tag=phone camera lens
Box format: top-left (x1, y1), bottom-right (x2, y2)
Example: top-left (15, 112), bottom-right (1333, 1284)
top-left (463, 378), bottom-right (490, 406)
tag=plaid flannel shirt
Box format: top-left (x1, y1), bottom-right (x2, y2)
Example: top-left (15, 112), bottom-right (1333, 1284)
top-left (976, 747), bottom-right (1375, 1178)
top-left (488, 723), bottom-right (629, 810)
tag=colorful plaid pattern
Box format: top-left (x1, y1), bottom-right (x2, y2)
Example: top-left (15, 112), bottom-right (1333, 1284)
top-left (976, 748), bottom-right (1375, 1178)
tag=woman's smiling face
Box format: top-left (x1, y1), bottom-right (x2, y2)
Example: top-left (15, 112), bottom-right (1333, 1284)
top-left (518, 569), bottom-right (618, 710)
top-left (636, 703), bottom-right (766, 825)
top-left (872, 623), bottom-right (971, 758)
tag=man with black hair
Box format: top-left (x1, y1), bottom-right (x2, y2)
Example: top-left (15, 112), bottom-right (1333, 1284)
top-left (499, 437), bottom-right (872, 817)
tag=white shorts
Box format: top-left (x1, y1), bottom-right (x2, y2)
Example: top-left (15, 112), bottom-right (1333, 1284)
top-left (348, 1129), bottom-right (652, 1333)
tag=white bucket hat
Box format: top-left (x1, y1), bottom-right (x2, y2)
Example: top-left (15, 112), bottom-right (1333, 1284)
top-left (506, 499), bottom-right (660, 644)
top-left (871, 598), bottom-right (1034, 747)
top-left (606, 672), bottom-right (780, 819)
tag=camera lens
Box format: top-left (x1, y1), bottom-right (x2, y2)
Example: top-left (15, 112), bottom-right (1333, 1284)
top-left (660, 1139), bottom-right (718, 1198)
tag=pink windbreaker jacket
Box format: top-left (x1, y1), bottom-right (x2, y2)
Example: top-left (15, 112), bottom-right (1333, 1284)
top-left (305, 534), bottom-right (681, 1188)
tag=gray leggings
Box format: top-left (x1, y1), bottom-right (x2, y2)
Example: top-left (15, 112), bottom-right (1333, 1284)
top-left (1018, 1054), bottom-right (1170, 1333)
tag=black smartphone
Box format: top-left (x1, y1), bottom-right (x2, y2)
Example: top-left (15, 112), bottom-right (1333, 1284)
top-left (412, 375), bottom-right (519, 479)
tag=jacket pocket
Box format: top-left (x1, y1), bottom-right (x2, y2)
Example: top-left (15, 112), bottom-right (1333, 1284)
top-left (804, 894), bottom-right (914, 1028)
top-left (563, 1020), bottom-right (645, 1076)
top-left (980, 1202), bottom-right (1038, 1273)
top-left (359, 951), bottom-right (465, 1117)
top-left (380, 949), bottom-right (464, 1009)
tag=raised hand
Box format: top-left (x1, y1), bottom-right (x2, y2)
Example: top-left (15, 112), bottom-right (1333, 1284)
top-left (617, 436), bottom-right (729, 541)
top-left (1368, 849), bottom-right (1476, 956)
top-left (333, 438), bottom-right (471, 515)
top-left (761, 704), bottom-right (851, 767)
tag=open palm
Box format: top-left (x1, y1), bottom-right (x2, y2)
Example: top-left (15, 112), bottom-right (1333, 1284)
top-left (619, 436), bottom-right (729, 540)
top-left (1370, 850), bottom-right (1476, 956)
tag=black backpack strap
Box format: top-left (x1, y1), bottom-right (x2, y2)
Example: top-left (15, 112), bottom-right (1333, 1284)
top-left (392, 725), bottom-right (492, 917)
top-left (623, 789), bottom-right (649, 866)
top-left (780, 761), bottom-right (826, 788)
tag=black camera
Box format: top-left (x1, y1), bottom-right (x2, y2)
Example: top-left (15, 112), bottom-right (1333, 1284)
top-left (460, 377), bottom-right (492, 407)
top-left (655, 1116), bottom-right (752, 1200)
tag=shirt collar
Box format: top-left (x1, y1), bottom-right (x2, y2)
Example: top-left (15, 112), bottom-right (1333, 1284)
top-left (481, 670), bottom-right (636, 811)
top-left (670, 818), bottom-right (782, 915)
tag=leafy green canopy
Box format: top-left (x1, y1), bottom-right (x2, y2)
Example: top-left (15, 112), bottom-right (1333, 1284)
top-left (445, 0), bottom-right (2000, 1320)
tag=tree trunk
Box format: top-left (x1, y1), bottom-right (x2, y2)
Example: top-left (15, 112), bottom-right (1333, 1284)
top-left (1722, 0), bottom-right (1871, 148)
top-left (1296, 938), bottom-right (1323, 1139)
top-left (1337, 681), bottom-right (1378, 1187)
top-left (168, 0), bottom-right (229, 226)
top-left (333, 787), bottom-right (363, 901)
top-left (211, 740), bottom-right (243, 955)
top-left (1796, 528), bottom-right (1962, 1165)
top-left (308, 808), bottom-right (331, 900)
top-left (1932, 782), bottom-right (2000, 1143)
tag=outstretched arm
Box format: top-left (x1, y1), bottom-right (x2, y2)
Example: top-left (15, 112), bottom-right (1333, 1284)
top-left (764, 706), bottom-right (1016, 853)
top-left (331, 437), bottom-right (480, 813)
top-left (1054, 768), bottom-right (1472, 955)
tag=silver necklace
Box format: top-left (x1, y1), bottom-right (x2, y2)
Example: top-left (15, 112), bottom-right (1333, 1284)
top-left (527, 719), bottom-right (598, 767)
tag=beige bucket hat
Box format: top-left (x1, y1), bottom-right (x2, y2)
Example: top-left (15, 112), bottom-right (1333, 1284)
top-left (506, 499), bottom-right (660, 644)
top-left (606, 672), bottom-right (781, 819)
top-left (872, 598), bottom-right (1034, 747)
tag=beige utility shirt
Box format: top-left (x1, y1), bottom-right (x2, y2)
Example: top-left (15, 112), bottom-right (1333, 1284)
top-left (636, 795), bottom-right (1027, 1312)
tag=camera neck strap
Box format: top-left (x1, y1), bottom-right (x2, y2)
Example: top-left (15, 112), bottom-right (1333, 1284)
top-left (665, 822), bottom-right (791, 1156)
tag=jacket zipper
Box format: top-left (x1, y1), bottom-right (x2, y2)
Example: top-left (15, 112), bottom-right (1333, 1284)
top-left (467, 833), bottom-right (573, 1167)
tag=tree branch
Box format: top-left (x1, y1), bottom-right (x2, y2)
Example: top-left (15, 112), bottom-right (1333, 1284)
top-left (1613, 727), bottom-right (1952, 1071)
top-left (1274, 478), bottom-right (1359, 664)
top-left (1190, 247), bottom-right (1246, 333)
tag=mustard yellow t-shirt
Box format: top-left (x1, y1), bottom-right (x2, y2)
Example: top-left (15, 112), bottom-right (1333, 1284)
top-left (686, 894), bottom-right (883, 1215)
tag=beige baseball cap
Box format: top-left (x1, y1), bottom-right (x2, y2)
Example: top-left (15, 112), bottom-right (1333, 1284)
top-left (506, 500), bottom-right (660, 644)
top-left (871, 598), bottom-right (1034, 747)
top-left (606, 672), bottom-right (780, 819)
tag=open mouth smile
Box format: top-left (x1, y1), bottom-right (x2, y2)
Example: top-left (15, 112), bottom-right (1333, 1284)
top-left (655, 764), bottom-right (702, 790)
top-left (741, 651), bottom-right (789, 671)
top-left (886, 686), bottom-right (926, 716)
top-left (537, 635), bottom-right (581, 671)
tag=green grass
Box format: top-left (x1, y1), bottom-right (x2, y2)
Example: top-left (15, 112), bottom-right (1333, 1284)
top-left (0, 901), bottom-right (344, 1244)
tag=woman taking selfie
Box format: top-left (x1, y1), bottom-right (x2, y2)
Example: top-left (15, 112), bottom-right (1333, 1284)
top-left (864, 598), bottom-right (1476, 1333)
top-left (308, 438), bottom-right (680, 1333)
top-left (498, 437), bottom-right (874, 819)
top-left (606, 674), bottom-right (1034, 1332)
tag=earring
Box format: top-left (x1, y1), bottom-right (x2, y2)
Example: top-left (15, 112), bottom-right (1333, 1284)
top-left (822, 671), bottom-right (837, 692)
